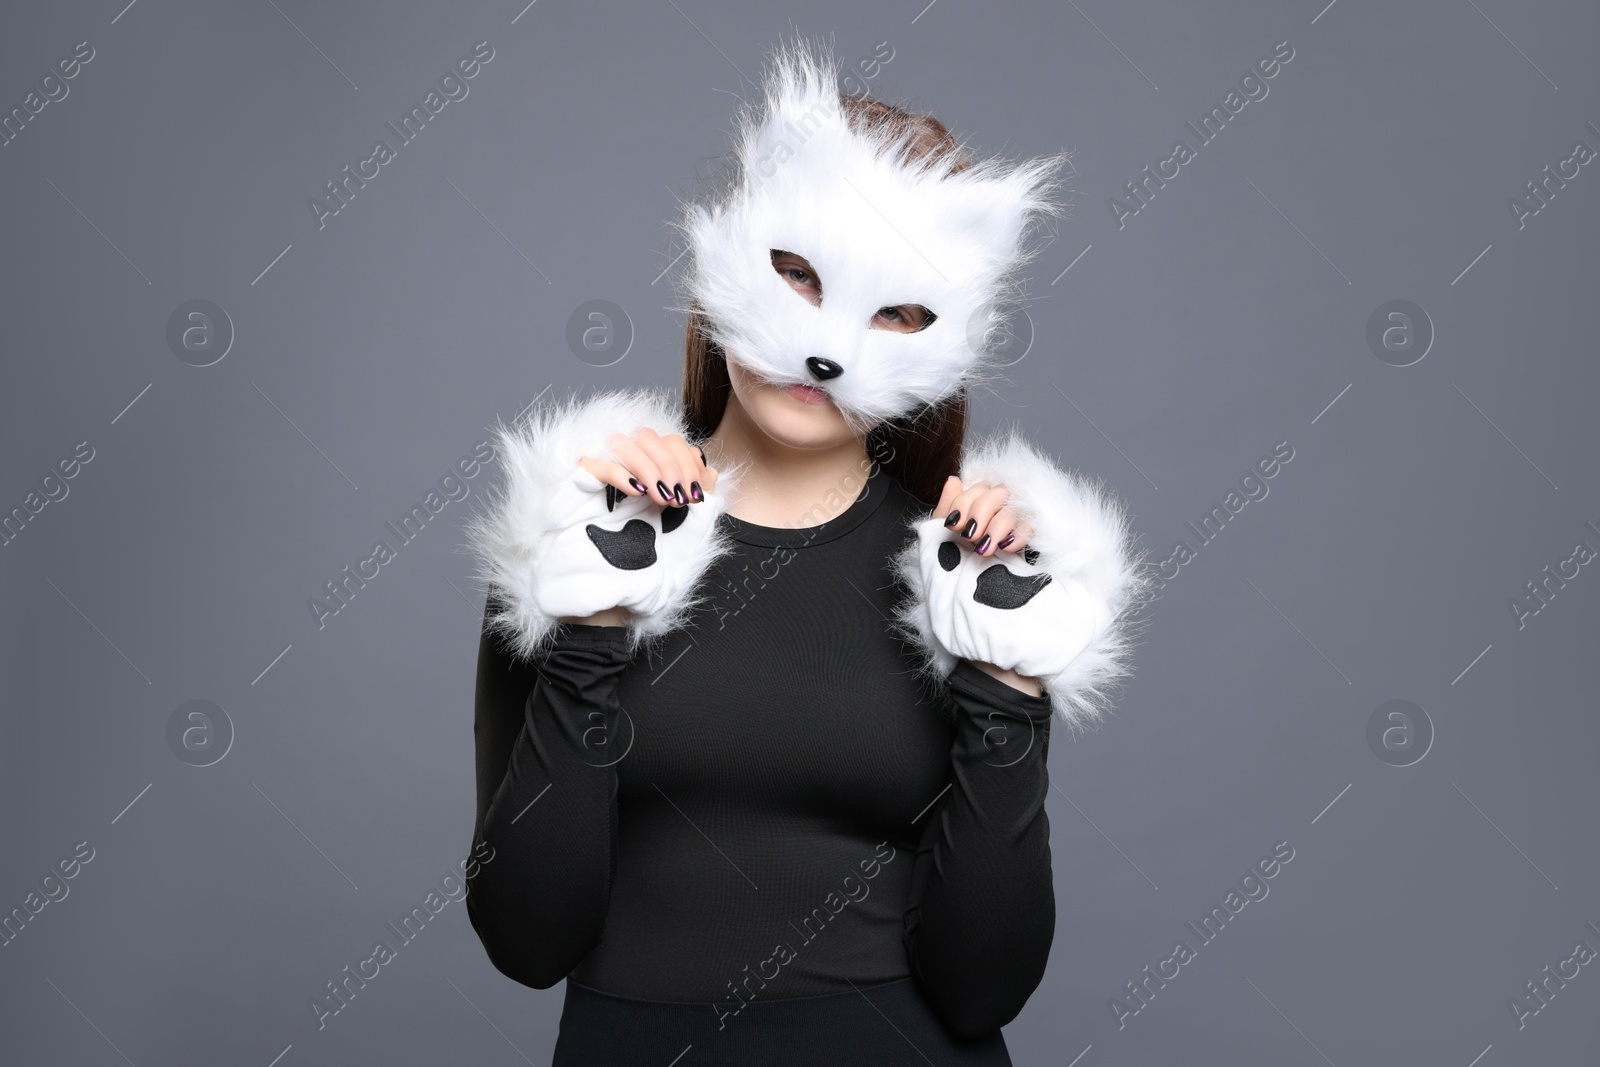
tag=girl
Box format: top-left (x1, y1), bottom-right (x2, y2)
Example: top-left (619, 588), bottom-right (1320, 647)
top-left (464, 38), bottom-right (1149, 1065)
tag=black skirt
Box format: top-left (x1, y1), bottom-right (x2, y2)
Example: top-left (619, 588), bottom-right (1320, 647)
top-left (552, 976), bottom-right (1014, 1066)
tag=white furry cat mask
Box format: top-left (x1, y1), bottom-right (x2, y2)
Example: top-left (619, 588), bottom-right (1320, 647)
top-left (673, 40), bottom-right (1069, 434)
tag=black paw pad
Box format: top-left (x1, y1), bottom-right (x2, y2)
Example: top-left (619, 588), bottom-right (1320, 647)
top-left (973, 563), bottom-right (1052, 609)
top-left (937, 540), bottom-right (961, 572)
top-left (586, 519), bottom-right (658, 570)
top-left (660, 504), bottom-right (689, 535)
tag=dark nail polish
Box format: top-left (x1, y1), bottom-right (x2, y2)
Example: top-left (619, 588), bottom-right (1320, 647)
top-left (690, 481), bottom-right (704, 502)
top-left (673, 483), bottom-right (687, 506)
top-left (656, 480), bottom-right (672, 501)
top-left (629, 477), bottom-right (648, 494)
top-left (962, 518), bottom-right (977, 539)
top-left (997, 533), bottom-right (1016, 551)
top-left (975, 534), bottom-right (991, 555)
top-left (944, 510), bottom-right (962, 528)
top-left (605, 485), bottom-right (621, 512)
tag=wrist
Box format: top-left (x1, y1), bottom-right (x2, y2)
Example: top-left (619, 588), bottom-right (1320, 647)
top-left (965, 659), bottom-right (1043, 697)
top-left (559, 606), bottom-right (632, 627)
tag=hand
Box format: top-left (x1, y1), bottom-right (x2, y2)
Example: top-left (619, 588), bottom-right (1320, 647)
top-left (469, 388), bottom-right (741, 659)
top-left (934, 475), bottom-right (1034, 558)
top-left (890, 430), bottom-right (1149, 731)
top-left (904, 503), bottom-right (1102, 692)
top-left (933, 476), bottom-right (1044, 693)
top-left (577, 429), bottom-right (720, 509)
top-left (532, 435), bottom-right (724, 625)
top-left (559, 432), bottom-right (721, 629)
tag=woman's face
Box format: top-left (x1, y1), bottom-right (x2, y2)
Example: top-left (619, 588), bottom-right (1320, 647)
top-left (723, 250), bottom-right (932, 452)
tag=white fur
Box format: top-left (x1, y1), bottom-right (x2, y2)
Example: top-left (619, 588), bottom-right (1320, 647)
top-left (668, 36), bottom-right (1071, 435)
top-left (891, 430), bottom-right (1154, 733)
top-left (463, 388), bottom-right (746, 660)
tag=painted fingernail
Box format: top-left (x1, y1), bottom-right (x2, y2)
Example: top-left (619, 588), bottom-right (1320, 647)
top-left (975, 534), bottom-right (992, 555)
top-left (605, 485), bottom-right (621, 513)
top-left (962, 518), bottom-right (977, 539)
top-left (629, 477), bottom-right (648, 494)
top-left (690, 481), bottom-right (704, 502)
top-left (656, 480), bottom-right (672, 501)
top-left (943, 510), bottom-right (962, 528)
top-left (673, 483), bottom-right (687, 506)
top-left (997, 533), bottom-right (1016, 551)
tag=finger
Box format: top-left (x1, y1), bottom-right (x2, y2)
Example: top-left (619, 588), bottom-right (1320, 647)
top-left (959, 485), bottom-right (1012, 548)
top-left (947, 480), bottom-right (994, 540)
top-left (974, 500), bottom-right (1021, 557)
top-left (631, 429), bottom-right (693, 507)
top-left (678, 441), bottom-right (722, 495)
top-left (685, 443), bottom-right (723, 495)
top-left (609, 433), bottom-right (672, 506)
top-left (697, 459), bottom-right (720, 495)
top-left (660, 433), bottom-right (709, 504)
top-left (577, 456), bottom-right (650, 499)
top-left (934, 475), bottom-right (961, 520)
top-left (996, 518), bottom-right (1035, 556)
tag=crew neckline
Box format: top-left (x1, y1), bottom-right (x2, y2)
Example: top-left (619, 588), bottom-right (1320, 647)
top-left (721, 465), bottom-right (890, 548)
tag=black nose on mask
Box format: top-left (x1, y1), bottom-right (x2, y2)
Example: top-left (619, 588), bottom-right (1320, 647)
top-left (805, 356), bottom-right (844, 381)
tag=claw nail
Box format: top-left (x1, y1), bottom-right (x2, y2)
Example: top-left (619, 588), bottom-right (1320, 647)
top-left (944, 510), bottom-right (962, 528)
top-left (975, 534), bottom-right (991, 555)
top-left (690, 481), bottom-right (704, 502)
top-left (962, 518), bottom-right (977, 539)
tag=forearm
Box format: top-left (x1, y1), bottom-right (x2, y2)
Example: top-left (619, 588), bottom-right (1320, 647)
top-left (466, 621), bottom-right (633, 989)
top-left (903, 660), bottom-right (1056, 1037)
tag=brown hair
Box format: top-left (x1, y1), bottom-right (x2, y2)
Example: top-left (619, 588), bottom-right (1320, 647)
top-left (680, 94), bottom-right (974, 507)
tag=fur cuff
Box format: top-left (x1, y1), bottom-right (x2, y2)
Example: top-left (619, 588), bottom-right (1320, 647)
top-left (892, 429), bottom-right (1154, 733)
top-left (463, 387), bottom-right (742, 660)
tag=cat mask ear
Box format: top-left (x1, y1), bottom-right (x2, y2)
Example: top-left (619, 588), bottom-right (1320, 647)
top-left (669, 36), bottom-right (1071, 434)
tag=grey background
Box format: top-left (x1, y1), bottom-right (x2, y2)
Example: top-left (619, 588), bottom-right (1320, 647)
top-left (3, 1), bottom-right (1597, 1064)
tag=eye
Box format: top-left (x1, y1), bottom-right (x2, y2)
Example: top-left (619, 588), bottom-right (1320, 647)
top-left (771, 249), bottom-right (822, 306)
top-left (872, 304), bottom-right (937, 333)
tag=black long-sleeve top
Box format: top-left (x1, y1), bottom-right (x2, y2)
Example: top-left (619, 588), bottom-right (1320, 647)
top-left (466, 464), bottom-right (1056, 1038)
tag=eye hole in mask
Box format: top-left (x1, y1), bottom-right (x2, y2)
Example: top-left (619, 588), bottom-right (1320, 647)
top-left (770, 249), bottom-right (937, 333)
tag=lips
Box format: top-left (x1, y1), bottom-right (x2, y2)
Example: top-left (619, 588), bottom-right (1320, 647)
top-left (784, 383), bottom-right (831, 405)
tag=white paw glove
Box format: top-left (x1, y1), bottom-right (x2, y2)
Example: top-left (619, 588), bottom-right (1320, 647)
top-left (892, 430), bottom-right (1153, 731)
top-left (465, 388), bottom-right (742, 659)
